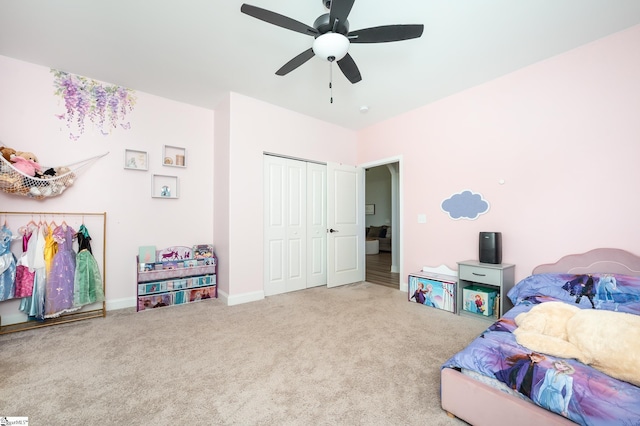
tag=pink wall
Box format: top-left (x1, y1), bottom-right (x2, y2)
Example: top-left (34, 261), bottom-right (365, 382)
top-left (357, 25), bottom-right (640, 283)
top-left (213, 93), bottom-right (231, 297)
top-left (2, 24), bottom-right (638, 313)
top-left (221, 92), bottom-right (357, 303)
top-left (0, 55), bottom-right (215, 315)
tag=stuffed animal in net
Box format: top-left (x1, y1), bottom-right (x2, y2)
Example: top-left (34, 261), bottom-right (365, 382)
top-left (513, 301), bottom-right (640, 386)
top-left (0, 146), bottom-right (17, 177)
top-left (11, 151), bottom-right (42, 177)
top-left (0, 145), bottom-right (16, 162)
top-left (0, 146), bottom-right (18, 190)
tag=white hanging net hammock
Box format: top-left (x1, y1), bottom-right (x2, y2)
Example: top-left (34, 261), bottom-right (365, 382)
top-left (0, 152), bottom-right (108, 199)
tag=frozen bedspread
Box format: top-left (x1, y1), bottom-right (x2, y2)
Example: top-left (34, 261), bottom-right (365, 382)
top-left (442, 272), bottom-right (640, 426)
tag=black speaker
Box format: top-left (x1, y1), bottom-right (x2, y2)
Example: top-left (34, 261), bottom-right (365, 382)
top-left (479, 232), bottom-right (502, 264)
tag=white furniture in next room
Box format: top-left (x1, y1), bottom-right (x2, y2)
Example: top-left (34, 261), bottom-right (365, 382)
top-left (365, 238), bottom-right (380, 255)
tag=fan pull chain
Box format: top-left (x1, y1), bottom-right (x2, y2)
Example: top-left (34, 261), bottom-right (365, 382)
top-left (329, 62), bottom-right (333, 104)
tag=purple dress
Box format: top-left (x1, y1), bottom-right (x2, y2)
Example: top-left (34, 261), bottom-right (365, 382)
top-left (45, 224), bottom-right (79, 318)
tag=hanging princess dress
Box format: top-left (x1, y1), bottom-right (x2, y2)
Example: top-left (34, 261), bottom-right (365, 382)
top-left (73, 224), bottom-right (104, 307)
top-left (14, 226), bottom-right (35, 298)
top-left (0, 224), bottom-right (17, 301)
top-left (44, 223), bottom-right (79, 318)
top-left (43, 223), bottom-right (58, 278)
top-left (20, 222), bottom-right (47, 320)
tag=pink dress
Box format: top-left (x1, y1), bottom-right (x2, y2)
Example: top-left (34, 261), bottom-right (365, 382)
top-left (14, 231), bottom-right (35, 298)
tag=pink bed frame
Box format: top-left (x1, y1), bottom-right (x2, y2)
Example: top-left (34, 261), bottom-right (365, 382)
top-left (440, 248), bottom-right (640, 426)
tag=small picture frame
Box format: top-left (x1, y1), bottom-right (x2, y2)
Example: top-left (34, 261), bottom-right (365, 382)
top-left (152, 174), bottom-right (179, 199)
top-left (365, 204), bottom-right (375, 215)
top-left (124, 149), bottom-right (148, 171)
top-left (163, 145), bottom-right (187, 168)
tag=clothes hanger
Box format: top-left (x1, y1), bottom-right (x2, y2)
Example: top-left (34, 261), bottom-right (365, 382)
top-left (25, 215), bottom-right (37, 228)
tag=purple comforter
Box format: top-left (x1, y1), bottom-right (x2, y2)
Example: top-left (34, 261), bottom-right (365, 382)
top-left (442, 273), bottom-right (640, 426)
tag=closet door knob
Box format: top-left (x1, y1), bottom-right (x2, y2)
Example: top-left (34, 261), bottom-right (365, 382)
top-left (328, 228), bottom-right (339, 233)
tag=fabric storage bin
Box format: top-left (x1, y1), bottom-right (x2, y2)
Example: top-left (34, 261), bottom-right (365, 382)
top-left (408, 272), bottom-right (456, 313)
top-left (462, 285), bottom-right (497, 317)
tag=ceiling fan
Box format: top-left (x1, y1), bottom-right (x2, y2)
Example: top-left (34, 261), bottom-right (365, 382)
top-left (241, 0), bottom-right (424, 84)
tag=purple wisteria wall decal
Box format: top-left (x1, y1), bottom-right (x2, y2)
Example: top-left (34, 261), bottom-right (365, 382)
top-left (51, 69), bottom-right (137, 140)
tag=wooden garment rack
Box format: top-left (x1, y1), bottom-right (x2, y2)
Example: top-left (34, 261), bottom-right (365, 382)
top-left (0, 211), bottom-right (107, 334)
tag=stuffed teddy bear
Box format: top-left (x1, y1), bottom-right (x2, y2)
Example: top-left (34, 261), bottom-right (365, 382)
top-left (11, 151), bottom-right (42, 177)
top-left (513, 301), bottom-right (640, 386)
top-left (0, 146), bottom-right (16, 175)
top-left (0, 145), bottom-right (16, 162)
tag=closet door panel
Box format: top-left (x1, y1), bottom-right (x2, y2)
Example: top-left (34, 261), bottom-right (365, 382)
top-left (307, 163), bottom-right (327, 288)
top-left (264, 155), bottom-right (307, 295)
top-left (264, 159), bottom-right (287, 296)
top-left (285, 160), bottom-right (306, 292)
top-left (267, 239), bottom-right (286, 296)
top-left (287, 238), bottom-right (305, 292)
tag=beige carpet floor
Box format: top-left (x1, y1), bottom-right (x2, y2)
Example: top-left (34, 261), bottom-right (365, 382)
top-left (0, 281), bottom-right (488, 425)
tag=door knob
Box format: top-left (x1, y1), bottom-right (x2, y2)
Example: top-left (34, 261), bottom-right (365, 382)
top-left (328, 228), bottom-right (339, 233)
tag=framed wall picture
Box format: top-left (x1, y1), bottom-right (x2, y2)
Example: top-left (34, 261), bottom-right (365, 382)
top-left (163, 145), bottom-right (186, 168)
top-left (124, 149), bottom-right (148, 170)
top-left (152, 174), bottom-right (179, 199)
top-left (365, 204), bottom-right (375, 215)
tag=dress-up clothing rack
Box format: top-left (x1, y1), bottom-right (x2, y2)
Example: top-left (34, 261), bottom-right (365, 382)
top-left (0, 211), bottom-right (106, 334)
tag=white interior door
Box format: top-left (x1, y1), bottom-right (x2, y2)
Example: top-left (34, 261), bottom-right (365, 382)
top-left (307, 162), bottom-right (327, 288)
top-left (327, 162), bottom-right (365, 287)
top-left (264, 156), bottom-right (307, 296)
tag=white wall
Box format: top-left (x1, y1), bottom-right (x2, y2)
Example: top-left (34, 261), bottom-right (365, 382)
top-left (0, 55), bottom-right (214, 316)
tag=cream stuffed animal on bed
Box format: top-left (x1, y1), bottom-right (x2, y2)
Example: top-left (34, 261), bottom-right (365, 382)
top-left (513, 301), bottom-right (640, 387)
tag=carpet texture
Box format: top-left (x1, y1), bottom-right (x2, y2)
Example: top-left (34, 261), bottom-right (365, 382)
top-left (0, 282), bottom-right (488, 425)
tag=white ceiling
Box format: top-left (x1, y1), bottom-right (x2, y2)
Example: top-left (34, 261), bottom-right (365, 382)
top-left (1, 0), bottom-right (639, 130)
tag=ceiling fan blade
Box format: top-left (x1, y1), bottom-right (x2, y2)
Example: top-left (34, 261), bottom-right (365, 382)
top-left (348, 24), bottom-right (424, 43)
top-left (329, 0), bottom-right (355, 31)
top-left (337, 53), bottom-right (362, 84)
top-left (276, 48), bottom-right (316, 76)
top-left (241, 4), bottom-right (318, 36)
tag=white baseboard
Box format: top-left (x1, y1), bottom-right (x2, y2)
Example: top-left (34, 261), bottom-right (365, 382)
top-left (222, 289), bottom-right (265, 306)
top-left (105, 290), bottom-right (264, 312)
top-left (0, 312), bottom-right (27, 326)
top-left (106, 297), bottom-right (136, 311)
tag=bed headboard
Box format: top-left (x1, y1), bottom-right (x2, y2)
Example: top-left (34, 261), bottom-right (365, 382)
top-left (533, 248), bottom-right (640, 276)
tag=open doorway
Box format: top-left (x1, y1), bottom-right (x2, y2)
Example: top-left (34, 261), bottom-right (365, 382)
top-left (364, 162), bottom-right (400, 289)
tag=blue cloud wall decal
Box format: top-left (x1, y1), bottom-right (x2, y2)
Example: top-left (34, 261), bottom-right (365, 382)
top-left (441, 190), bottom-right (490, 220)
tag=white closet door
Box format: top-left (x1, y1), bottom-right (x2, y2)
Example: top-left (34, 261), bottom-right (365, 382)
top-left (306, 162), bottom-right (327, 288)
top-left (264, 156), bottom-right (307, 296)
top-left (327, 162), bottom-right (365, 287)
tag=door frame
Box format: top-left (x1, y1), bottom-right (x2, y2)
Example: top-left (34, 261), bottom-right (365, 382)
top-left (360, 155), bottom-right (405, 292)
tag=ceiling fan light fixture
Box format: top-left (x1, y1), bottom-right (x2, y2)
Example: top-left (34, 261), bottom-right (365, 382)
top-left (313, 32), bottom-right (349, 62)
